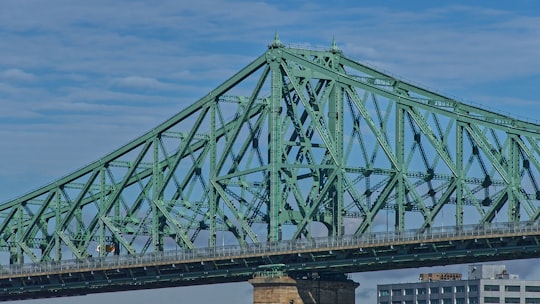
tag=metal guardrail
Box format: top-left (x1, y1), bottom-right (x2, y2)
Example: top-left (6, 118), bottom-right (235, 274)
top-left (1, 221), bottom-right (538, 278)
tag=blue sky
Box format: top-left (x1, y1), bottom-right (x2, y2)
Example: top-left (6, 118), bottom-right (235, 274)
top-left (1, 0), bottom-right (540, 303)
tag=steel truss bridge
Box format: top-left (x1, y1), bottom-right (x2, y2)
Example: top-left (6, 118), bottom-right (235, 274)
top-left (2, 35), bottom-right (540, 300)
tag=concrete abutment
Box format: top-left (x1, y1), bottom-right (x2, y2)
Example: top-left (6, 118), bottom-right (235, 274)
top-left (249, 274), bottom-right (359, 304)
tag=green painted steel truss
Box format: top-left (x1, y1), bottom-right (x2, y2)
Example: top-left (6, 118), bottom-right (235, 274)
top-left (2, 36), bottom-right (540, 265)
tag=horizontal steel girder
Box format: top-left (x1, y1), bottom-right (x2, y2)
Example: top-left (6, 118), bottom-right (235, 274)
top-left (0, 222), bottom-right (539, 301)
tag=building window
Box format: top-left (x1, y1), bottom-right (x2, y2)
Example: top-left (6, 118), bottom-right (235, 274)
top-left (484, 297), bottom-right (500, 303)
top-left (484, 285), bottom-right (500, 292)
top-left (442, 286), bottom-right (452, 293)
top-left (505, 297), bottom-right (520, 303)
top-left (505, 285), bottom-right (520, 292)
top-left (526, 286), bottom-right (540, 293)
top-left (456, 286), bottom-right (465, 293)
top-left (418, 288), bottom-right (427, 295)
top-left (392, 301), bottom-right (401, 304)
top-left (417, 300), bottom-right (426, 304)
top-left (525, 298), bottom-right (540, 304)
top-left (405, 301), bottom-right (413, 304)
top-left (455, 298), bottom-right (466, 304)
top-left (392, 289), bottom-right (402, 296)
top-left (429, 300), bottom-right (439, 304)
top-left (469, 297), bottom-right (478, 304)
top-left (405, 288), bottom-right (414, 295)
top-left (380, 302), bottom-right (389, 304)
top-left (442, 299), bottom-right (452, 304)
top-left (469, 285), bottom-right (478, 292)
top-left (380, 290), bottom-right (390, 297)
top-left (430, 287), bottom-right (439, 294)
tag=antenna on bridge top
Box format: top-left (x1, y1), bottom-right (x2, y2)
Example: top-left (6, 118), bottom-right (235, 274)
top-left (329, 36), bottom-right (341, 54)
top-left (269, 32), bottom-right (284, 49)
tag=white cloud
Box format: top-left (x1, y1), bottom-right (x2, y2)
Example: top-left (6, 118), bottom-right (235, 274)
top-left (322, 6), bottom-right (540, 88)
top-left (112, 76), bottom-right (168, 90)
top-left (1, 68), bottom-right (35, 81)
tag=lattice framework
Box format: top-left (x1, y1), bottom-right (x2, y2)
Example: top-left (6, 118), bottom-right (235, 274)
top-left (2, 36), bottom-right (540, 264)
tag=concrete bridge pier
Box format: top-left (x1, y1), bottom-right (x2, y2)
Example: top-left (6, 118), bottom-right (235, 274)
top-left (249, 273), bottom-right (359, 304)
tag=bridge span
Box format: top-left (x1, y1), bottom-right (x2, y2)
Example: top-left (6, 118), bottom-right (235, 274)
top-left (3, 37), bottom-right (540, 302)
top-left (1, 222), bottom-right (540, 301)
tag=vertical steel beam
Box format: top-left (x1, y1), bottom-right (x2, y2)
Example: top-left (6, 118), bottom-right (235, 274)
top-left (508, 136), bottom-right (520, 222)
top-left (15, 206), bottom-right (23, 264)
top-left (152, 136), bottom-right (163, 252)
top-left (209, 101), bottom-right (217, 247)
top-left (395, 101), bottom-right (406, 231)
top-left (329, 81), bottom-right (344, 236)
top-left (267, 47), bottom-right (283, 242)
top-left (55, 189), bottom-right (61, 261)
top-left (456, 122), bottom-right (464, 226)
top-left (99, 167), bottom-right (106, 257)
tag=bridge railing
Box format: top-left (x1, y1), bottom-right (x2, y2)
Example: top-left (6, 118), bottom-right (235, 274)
top-left (1, 221), bottom-right (538, 277)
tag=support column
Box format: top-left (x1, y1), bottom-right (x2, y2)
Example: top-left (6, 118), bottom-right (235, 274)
top-left (249, 274), bottom-right (359, 304)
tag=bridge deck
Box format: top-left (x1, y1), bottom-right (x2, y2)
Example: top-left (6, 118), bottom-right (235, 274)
top-left (1, 222), bottom-right (540, 301)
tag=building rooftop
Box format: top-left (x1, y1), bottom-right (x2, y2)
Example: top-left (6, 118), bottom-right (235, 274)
top-left (468, 264), bottom-right (519, 280)
top-left (419, 272), bottom-right (462, 282)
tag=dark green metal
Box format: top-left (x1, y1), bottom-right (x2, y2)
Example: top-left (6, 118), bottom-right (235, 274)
top-left (268, 35), bottom-right (284, 241)
top-left (2, 223), bottom-right (540, 301)
top-left (2, 37), bottom-right (540, 268)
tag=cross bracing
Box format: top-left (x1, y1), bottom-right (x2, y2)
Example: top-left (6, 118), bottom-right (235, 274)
top-left (2, 36), bottom-right (540, 266)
